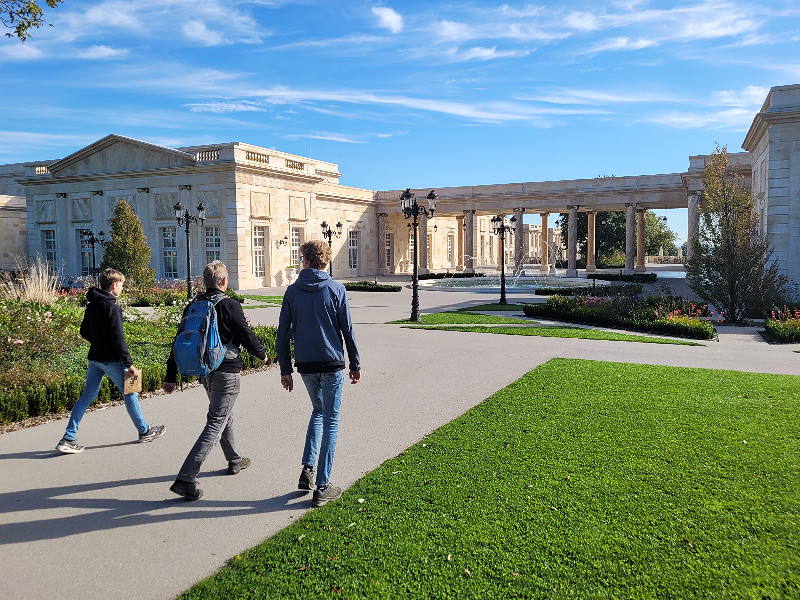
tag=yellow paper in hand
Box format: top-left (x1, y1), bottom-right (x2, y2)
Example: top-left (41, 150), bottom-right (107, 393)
top-left (124, 370), bottom-right (142, 394)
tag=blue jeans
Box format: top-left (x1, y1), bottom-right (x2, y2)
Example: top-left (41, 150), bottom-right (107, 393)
top-left (301, 370), bottom-right (344, 488)
top-left (63, 360), bottom-right (148, 441)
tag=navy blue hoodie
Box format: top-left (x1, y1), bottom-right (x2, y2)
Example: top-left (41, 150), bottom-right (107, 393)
top-left (277, 269), bottom-right (360, 375)
top-left (80, 286), bottom-right (133, 368)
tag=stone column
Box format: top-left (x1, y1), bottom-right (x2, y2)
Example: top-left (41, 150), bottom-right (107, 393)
top-left (624, 203), bottom-right (635, 275)
top-left (457, 215), bottom-right (465, 270)
top-left (463, 210), bottom-right (475, 273)
top-left (635, 208), bottom-right (647, 273)
top-left (586, 210), bottom-right (597, 274)
top-left (377, 213), bottom-right (387, 276)
top-left (566, 205), bottom-right (579, 277)
top-left (540, 212), bottom-right (550, 274)
top-left (513, 207), bottom-right (525, 273)
top-left (687, 192), bottom-right (700, 260)
top-left (419, 211), bottom-right (429, 275)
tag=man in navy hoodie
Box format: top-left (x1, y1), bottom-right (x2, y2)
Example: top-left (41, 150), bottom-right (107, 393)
top-left (56, 268), bottom-right (165, 454)
top-left (277, 240), bottom-right (361, 507)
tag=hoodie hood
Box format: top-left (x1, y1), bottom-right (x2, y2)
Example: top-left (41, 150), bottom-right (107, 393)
top-left (86, 286), bottom-right (117, 304)
top-left (296, 268), bottom-right (333, 292)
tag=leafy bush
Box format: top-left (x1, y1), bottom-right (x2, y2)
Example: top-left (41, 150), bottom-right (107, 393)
top-left (417, 272), bottom-right (486, 280)
top-left (522, 294), bottom-right (715, 340)
top-left (763, 306), bottom-right (800, 343)
top-left (588, 272), bottom-right (657, 283)
top-left (343, 281), bottom-right (401, 292)
top-left (535, 283), bottom-right (643, 296)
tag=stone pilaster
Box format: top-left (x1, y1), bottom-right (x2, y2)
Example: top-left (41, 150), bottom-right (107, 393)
top-left (586, 211), bottom-right (597, 274)
top-left (635, 208), bottom-right (647, 273)
top-left (513, 207), bottom-right (525, 272)
top-left (463, 210), bottom-right (475, 273)
top-left (419, 211), bottom-right (429, 275)
top-left (377, 213), bottom-right (387, 275)
top-left (566, 205), bottom-right (579, 277)
top-left (540, 212), bottom-right (550, 274)
top-left (687, 191), bottom-right (701, 260)
top-left (624, 203), bottom-right (635, 275)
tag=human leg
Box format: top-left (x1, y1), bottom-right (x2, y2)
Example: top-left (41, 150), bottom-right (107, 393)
top-left (62, 362), bottom-right (106, 442)
top-left (175, 371), bottom-right (240, 484)
top-left (300, 372), bottom-right (324, 477)
top-left (102, 361), bottom-right (148, 435)
top-left (301, 370), bottom-right (344, 488)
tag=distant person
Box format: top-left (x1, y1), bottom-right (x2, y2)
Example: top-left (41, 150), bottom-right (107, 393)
top-left (56, 268), bottom-right (165, 454)
top-left (277, 240), bottom-right (361, 507)
top-left (164, 260), bottom-right (266, 501)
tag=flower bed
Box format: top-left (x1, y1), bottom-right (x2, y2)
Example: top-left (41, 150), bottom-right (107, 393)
top-left (764, 306), bottom-right (800, 343)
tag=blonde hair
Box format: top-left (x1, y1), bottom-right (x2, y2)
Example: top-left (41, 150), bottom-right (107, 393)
top-left (98, 268), bottom-right (125, 291)
top-left (203, 260), bottom-right (228, 289)
top-left (300, 240), bottom-right (331, 270)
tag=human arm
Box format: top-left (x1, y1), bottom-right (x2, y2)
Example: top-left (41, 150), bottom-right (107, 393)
top-left (276, 294), bottom-right (294, 377)
top-left (109, 303), bottom-right (134, 368)
top-left (224, 298), bottom-right (267, 360)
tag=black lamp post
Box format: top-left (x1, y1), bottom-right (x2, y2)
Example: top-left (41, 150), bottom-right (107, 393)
top-left (491, 214), bottom-right (517, 305)
top-left (320, 220), bottom-right (343, 275)
top-left (80, 229), bottom-right (108, 278)
top-left (400, 188), bottom-right (437, 322)
top-left (173, 200), bottom-right (206, 300)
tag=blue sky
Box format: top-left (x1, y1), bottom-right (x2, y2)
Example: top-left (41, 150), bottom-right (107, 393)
top-left (2, 0), bottom-right (799, 243)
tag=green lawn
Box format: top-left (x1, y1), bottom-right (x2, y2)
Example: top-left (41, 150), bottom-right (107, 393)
top-left (390, 311), bottom-right (532, 325)
top-left (241, 294), bottom-right (284, 308)
top-left (180, 360), bottom-right (799, 599)
top-left (410, 325), bottom-right (702, 345)
top-left (457, 303), bottom-right (530, 312)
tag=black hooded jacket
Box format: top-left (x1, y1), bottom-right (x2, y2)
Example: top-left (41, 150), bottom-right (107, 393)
top-left (80, 286), bottom-right (133, 368)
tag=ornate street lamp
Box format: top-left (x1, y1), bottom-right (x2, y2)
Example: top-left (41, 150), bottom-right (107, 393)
top-left (400, 188), bottom-right (436, 322)
top-left (174, 200), bottom-right (207, 300)
top-left (320, 220), bottom-right (343, 275)
top-left (491, 214), bottom-right (517, 305)
top-left (80, 229), bottom-right (108, 278)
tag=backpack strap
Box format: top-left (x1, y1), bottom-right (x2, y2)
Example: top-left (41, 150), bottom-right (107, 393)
top-left (208, 292), bottom-right (240, 359)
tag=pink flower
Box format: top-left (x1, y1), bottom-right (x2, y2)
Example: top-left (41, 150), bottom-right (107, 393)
top-left (13, 339), bottom-right (23, 345)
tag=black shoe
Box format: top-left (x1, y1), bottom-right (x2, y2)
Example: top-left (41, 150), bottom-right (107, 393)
top-left (298, 465), bottom-right (314, 491)
top-left (170, 479), bottom-right (203, 501)
top-left (139, 425), bottom-right (166, 443)
top-left (227, 457), bottom-right (251, 475)
top-left (312, 484), bottom-right (342, 507)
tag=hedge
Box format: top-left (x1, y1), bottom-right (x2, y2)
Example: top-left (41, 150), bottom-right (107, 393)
top-left (343, 281), bottom-right (402, 292)
top-left (587, 273), bottom-right (658, 283)
top-left (0, 325), bottom-right (278, 425)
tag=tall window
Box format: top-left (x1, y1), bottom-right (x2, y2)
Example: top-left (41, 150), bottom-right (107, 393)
top-left (427, 234), bottom-right (433, 268)
top-left (384, 232), bottom-right (393, 269)
top-left (447, 234), bottom-right (454, 265)
top-left (253, 226), bottom-right (266, 278)
top-left (79, 232), bottom-right (92, 276)
top-left (480, 235), bottom-right (485, 260)
top-left (348, 230), bottom-right (359, 270)
top-left (43, 230), bottom-right (57, 267)
top-left (291, 228), bottom-right (302, 268)
top-left (161, 227), bottom-right (178, 278)
top-left (205, 226), bottom-right (221, 264)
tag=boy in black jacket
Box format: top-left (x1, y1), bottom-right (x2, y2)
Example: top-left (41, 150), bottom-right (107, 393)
top-left (56, 268), bottom-right (166, 454)
top-left (163, 260), bottom-right (266, 500)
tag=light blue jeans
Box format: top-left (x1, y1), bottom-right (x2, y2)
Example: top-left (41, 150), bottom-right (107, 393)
top-left (301, 370), bottom-right (344, 488)
top-left (63, 360), bottom-right (148, 441)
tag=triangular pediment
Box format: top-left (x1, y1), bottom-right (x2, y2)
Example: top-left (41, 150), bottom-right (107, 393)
top-left (47, 134), bottom-right (196, 177)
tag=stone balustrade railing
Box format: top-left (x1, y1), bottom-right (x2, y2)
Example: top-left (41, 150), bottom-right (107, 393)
top-left (195, 149), bottom-right (220, 162)
top-left (245, 151), bottom-right (270, 164)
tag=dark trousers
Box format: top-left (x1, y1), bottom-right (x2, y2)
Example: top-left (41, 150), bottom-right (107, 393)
top-left (177, 371), bottom-right (242, 483)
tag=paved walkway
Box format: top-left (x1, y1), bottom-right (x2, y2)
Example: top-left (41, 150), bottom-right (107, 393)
top-left (0, 278), bottom-right (797, 600)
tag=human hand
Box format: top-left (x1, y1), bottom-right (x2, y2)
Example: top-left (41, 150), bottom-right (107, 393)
top-left (162, 382), bottom-right (176, 394)
top-left (127, 365), bottom-right (140, 378)
top-left (349, 369), bottom-right (361, 384)
top-left (281, 374), bottom-right (293, 392)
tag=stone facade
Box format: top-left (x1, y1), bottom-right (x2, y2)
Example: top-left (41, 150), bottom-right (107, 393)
top-left (0, 164), bottom-right (30, 269)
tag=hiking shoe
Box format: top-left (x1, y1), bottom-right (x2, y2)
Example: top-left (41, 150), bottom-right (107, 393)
top-left (312, 484), bottom-right (342, 507)
top-left (56, 438), bottom-right (84, 454)
top-left (227, 457), bottom-right (251, 475)
top-left (169, 480), bottom-right (203, 501)
top-left (139, 425), bottom-right (166, 443)
top-left (298, 465), bottom-right (314, 491)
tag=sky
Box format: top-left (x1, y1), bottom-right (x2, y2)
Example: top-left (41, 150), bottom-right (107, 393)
top-left (2, 0), bottom-right (799, 244)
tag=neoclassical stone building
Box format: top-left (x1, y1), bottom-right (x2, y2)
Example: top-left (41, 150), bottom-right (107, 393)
top-left (1, 84), bottom-right (798, 291)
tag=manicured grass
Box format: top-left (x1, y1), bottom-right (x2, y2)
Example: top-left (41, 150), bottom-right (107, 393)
top-left (408, 325), bottom-right (701, 345)
top-left (457, 303), bottom-right (529, 312)
top-left (180, 360), bottom-right (799, 599)
top-left (390, 311), bottom-right (532, 325)
top-left (241, 294), bottom-right (284, 305)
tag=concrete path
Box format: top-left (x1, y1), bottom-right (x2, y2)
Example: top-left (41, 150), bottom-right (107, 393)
top-left (1, 278), bottom-right (797, 600)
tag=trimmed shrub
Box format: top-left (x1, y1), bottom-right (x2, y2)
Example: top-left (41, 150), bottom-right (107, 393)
top-left (343, 281), bottom-right (402, 292)
top-left (417, 272), bottom-right (486, 280)
top-left (588, 273), bottom-right (658, 283)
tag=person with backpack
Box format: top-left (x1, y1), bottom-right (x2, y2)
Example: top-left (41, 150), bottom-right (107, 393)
top-left (163, 260), bottom-right (266, 501)
top-left (277, 240), bottom-right (361, 507)
top-left (55, 268), bottom-right (166, 454)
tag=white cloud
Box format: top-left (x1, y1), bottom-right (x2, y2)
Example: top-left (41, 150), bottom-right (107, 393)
top-left (0, 43), bottom-right (44, 61)
top-left (585, 36), bottom-right (658, 53)
top-left (287, 132), bottom-right (366, 144)
top-left (372, 6), bottom-right (403, 34)
top-left (523, 88), bottom-right (684, 105)
top-left (186, 101), bottom-right (267, 113)
top-left (183, 20), bottom-right (226, 46)
top-left (708, 86), bottom-right (770, 108)
top-left (445, 46), bottom-right (530, 62)
top-left (646, 107), bottom-right (754, 131)
top-left (77, 45), bottom-right (129, 59)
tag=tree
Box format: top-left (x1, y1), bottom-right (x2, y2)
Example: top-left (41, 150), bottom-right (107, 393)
top-left (100, 200), bottom-right (156, 289)
top-left (2, 0), bottom-right (62, 41)
top-left (644, 211), bottom-right (678, 255)
top-left (685, 145), bottom-right (786, 323)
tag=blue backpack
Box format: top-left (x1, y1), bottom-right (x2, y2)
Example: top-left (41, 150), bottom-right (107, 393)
top-left (173, 293), bottom-right (235, 377)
